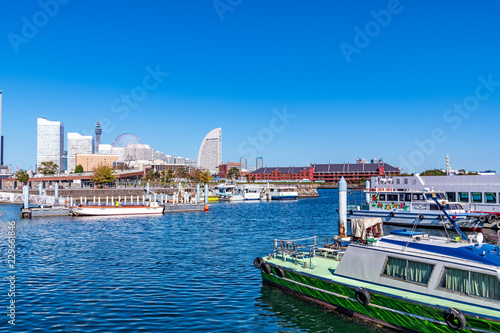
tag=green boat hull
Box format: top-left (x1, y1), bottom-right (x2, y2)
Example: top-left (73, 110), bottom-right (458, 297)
top-left (260, 263), bottom-right (500, 333)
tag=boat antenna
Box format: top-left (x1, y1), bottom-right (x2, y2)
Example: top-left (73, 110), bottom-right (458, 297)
top-left (431, 196), bottom-right (470, 243)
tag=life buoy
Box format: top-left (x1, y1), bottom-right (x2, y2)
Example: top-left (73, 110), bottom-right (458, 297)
top-left (261, 262), bottom-right (272, 274)
top-left (488, 214), bottom-right (496, 223)
top-left (479, 215), bottom-right (486, 223)
top-left (254, 257), bottom-right (264, 269)
top-left (444, 308), bottom-right (466, 331)
top-left (389, 211), bottom-right (395, 218)
top-left (355, 287), bottom-right (371, 306)
top-left (275, 266), bottom-right (286, 278)
top-left (419, 214), bottom-right (424, 220)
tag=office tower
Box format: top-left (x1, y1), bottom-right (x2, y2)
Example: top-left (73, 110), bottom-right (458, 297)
top-left (240, 157), bottom-right (247, 170)
top-left (37, 118), bottom-right (64, 171)
top-left (256, 157), bottom-right (263, 170)
top-left (197, 128), bottom-right (222, 174)
top-left (67, 132), bottom-right (94, 172)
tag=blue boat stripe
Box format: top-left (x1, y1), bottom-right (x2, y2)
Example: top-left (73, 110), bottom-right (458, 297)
top-left (273, 274), bottom-right (496, 333)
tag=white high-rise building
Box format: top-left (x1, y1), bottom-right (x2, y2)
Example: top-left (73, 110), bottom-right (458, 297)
top-left (37, 118), bottom-right (64, 171)
top-left (124, 144), bottom-right (153, 161)
top-left (256, 157), bottom-right (263, 170)
top-left (197, 128), bottom-right (222, 174)
top-left (67, 132), bottom-right (94, 172)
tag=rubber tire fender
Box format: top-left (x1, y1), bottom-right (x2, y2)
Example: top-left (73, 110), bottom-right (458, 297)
top-left (488, 214), bottom-right (496, 224)
top-left (254, 257), bottom-right (264, 269)
top-left (275, 266), bottom-right (286, 278)
top-left (349, 209), bottom-right (353, 215)
top-left (444, 308), bottom-right (466, 331)
top-left (389, 211), bottom-right (395, 218)
top-left (355, 287), bottom-right (371, 306)
top-left (418, 214), bottom-right (425, 220)
top-left (438, 215), bottom-right (444, 221)
top-left (479, 215), bottom-right (486, 223)
top-left (261, 262), bottom-right (272, 274)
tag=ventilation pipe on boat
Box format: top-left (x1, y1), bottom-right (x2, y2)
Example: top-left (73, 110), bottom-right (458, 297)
top-left (339, 177), bottom-right (347, 238)
top-left (365, 180), bottom-right (370, 204)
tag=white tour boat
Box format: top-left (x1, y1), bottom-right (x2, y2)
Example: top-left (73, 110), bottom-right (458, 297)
top-left (70, 201), bottom-right (164, 216)
top-left (268, 186), bottom-right (299, 200)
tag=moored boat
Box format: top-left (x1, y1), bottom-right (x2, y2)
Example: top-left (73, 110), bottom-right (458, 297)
top-left (269, 186), bottom-right (299, 200)
top-left (254, 178), bottom-right (500, 332)
top-left (70, 201), bottom-right (164, 216)
top-left (348, 187), bottom-right (483, 231)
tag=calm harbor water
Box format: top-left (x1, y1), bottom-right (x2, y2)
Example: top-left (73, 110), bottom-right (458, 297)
top-left (2, 189), bottom-right (494, 332)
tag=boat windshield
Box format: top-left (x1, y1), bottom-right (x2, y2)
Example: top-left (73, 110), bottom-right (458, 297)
top-left (445, 203), bottom-right (463, 210)
top-left (424, 192), bottom-right (446, 200)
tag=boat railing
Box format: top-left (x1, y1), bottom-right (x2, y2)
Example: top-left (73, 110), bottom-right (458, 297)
top-left (273, 236), bottom-right (345, 268)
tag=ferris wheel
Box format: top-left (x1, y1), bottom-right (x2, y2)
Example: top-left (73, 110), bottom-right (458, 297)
top-left (111, 133), bottom-right (144, 161)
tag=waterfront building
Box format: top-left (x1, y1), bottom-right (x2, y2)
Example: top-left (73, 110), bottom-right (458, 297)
top-left (99, 144), bottom-right (125, 161)
top-left (249, 163), bottom-right (400, 183)
top-left (124, 144), bottom-right (153, 161)
top-left (75, 153), bottom-right (119, 172)
top-left (37, 117), bottom-right (64, 171)
top-left (218, 162), bottom-right (242, 179)
top-left (256, 157), bottom-right (263, 170)
top-left (240, 157), bottom-right (247, 171)
top-left (67, 132), bottom-right (94, 172)
top-left (95, 120), bottom-right (102, 153)
top-left (197, 128), bottom-right (222, 174)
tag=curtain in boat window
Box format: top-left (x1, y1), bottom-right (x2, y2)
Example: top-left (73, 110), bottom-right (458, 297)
top-left (440, 267), bottom-right (468, 294)
top-left (384, 257), bottom-right (406, 279)
top-left (470, 272), bottom-right (500, 300)
top-left (407, 261), bottom-right (433, 285)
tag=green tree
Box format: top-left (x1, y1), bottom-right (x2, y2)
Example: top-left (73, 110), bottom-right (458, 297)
top-left (74, 164), bottom-right (84, 173)
top-left (467, 171), bottom-right (479, 175)
top-left (420, 169), bottom-right (446, 176)
top-left (38, 161), bottom-right (58, 175)
top-left (251, 176), bottom-right (256, 182)
top-left (174, 167), bottom-right (188, 179)
top-left (166, 169), bottom-right (174, 182)
top-left (91, 165), bottom-right (116, 188)
top-left (227, 167), bottom-right (240, 180)
top-left (15, 169), bottom-right (29, 185)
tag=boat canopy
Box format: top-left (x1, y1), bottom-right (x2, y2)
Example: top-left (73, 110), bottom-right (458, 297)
top-left (351, 217), bottom-right (384, 240)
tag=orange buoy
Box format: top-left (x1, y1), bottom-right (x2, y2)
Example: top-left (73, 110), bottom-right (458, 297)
top-left (204, 205), bottom-right (209, 212)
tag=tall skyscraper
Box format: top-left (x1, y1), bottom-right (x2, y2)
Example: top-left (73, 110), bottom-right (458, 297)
top-left (37, 118), bottom-right (64, 171)
top-left (67, 132), bottom-right (94, 172)
top-left (197, 128), bottom-right (222, 174)
top-left (95, 119), bottom-right (102, 153)
top-left (256, 157), bottom-right (263, 170)
top-left (240, 157), bottom-right (247, 170)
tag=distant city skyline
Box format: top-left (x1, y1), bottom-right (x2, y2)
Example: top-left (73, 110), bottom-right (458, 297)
top-left (2, 2), bottom-right (500, 172)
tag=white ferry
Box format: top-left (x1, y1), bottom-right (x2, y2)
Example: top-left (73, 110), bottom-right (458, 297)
top-left (215, 183), bottom-right (244, 202)
top-left (348, 187), bottom-right (483, 231)
top-left (240, 185), bottom-right (263, 201)
top-left (372, 174), bottom-right (500, 226)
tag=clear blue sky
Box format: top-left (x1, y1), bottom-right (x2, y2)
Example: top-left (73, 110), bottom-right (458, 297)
top-left (2, 0), bottom-right (500, 173)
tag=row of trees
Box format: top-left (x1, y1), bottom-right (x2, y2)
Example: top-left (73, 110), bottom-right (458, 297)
top-left (142, 167), bottom-right (213, 184)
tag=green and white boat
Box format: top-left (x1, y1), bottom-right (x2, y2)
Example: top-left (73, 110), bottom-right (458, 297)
top-left (254, 178), bottom-right (500, 332)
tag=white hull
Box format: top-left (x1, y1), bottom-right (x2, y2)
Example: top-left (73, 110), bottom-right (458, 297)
top-left (71, 205), bottom-right (164, 216)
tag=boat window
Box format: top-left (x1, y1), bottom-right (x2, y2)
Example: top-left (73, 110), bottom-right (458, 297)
top-left (383, 257), bottom-right (434, 285)
top-left (396, 179), bottom-right (400, 184)
top-left (405, 194), bottom-right (412, 201)
top-left (387, 194), bottom-right (398, 201)
top-left (439, 267), bottom-right (500, 301)
top-left (379, 194), bottom-right (386, 201)
top-left (458, 192), bottom-right (469, 203)
top-left (430, 204), bottom-right (439, 211)
top-left (485, 193), bottom-right (497, 204)
top-left (446, 192), bottom-right (457, 202)
top-left (404, 178), bottom-right (408, 185)
top-left (471, 192), bottom-right (482, 203)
